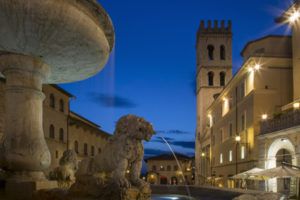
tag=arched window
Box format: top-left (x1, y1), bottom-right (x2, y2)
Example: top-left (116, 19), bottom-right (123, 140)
top-left (59, 128), bottom-right (64, 142)
top-left (91, 146), bottom-right (95, 156)
top-left (49, 124), bottom-right (55, 139)
top-left (84, 143), bottom-right (88, 156)
top-left (220, 45), bottom-right (225, 60)
top-left (59, 99), bottom-right (64, 112)
top-left (50, 94), bottom-right (55, 108)
top-left (74, 141), bottom-right (78, 154)
top-left (208, 71), bottom-right (214, 86)
top-left (207, 45), bottom-right (214, 60)
top-left (220, 72), bottom-right (225, 86)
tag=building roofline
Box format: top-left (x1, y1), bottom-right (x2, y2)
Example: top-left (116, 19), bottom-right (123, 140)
top-left (144, 153), bottom-right (192, 162)
top-left (240, 35), bottom-right (292, 56)
top-left (50, 84), bottom-right (74, 98)
top-left (70, 111), bottom-right (101, 128)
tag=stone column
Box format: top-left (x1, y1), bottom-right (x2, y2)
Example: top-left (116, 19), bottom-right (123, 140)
top-left (0, 54), bottom-right (51, 180)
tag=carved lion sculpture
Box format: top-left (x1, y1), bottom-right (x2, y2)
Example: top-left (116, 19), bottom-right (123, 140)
top-left (50, 149), bottom-right (78, 182)
top-left (72, 114), bottom-right (156, 199)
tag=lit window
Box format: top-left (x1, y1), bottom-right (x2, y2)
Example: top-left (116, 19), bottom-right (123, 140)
top-left (220, 153), bottom-right (223, 164)
top-left (241, 146), bottom-right (245, 159)
top-left (229, 150), bottom-right (232, 162)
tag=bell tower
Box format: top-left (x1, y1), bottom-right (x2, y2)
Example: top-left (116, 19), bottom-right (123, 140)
top-left (195, 20), bottom-right (233, 184)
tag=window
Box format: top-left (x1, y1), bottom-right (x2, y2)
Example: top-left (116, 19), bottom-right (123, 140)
top-left (229, 123), bottom-right (233, 137)
top-left (59, 128), bottom-right (64, 142)
top-left (152, 165), bottom-right (157, 171)
top-left (98, 148), bottom-right (102, 154)
top-left (49, 124), bottom-right (55, 139)
top-left (229, 150), bottom-right (232, 162)
top-left (220, 129), bottom-right (223, 143)
top-left (59, 99), bottom-right (64, 112)
top-left (84, 143), bottom-right (88, 156)
top-left (241, 146), bottom-right (245, 159)
top-left (174, 165), bottom-right (178, 171)
top-left (91, 146), bottom-right (95, 156)
top-left (220, 45), bottom-right (225, 60)
top-left (74, 141), bottom-right (78, 154)
top-left (220, 153), bottom-right (223, 164)
top-left (220, 72), bottom-right (225, 86)
top-left (208, 71), bottom-right (214, 86)
top-left (50, 94), bottom-right (55, 108)
top-left (207, 45), bottom-right (214, 60)
top-left (241, 113), bottom-right (245, 131)
top-left (241, 82), bottom-right (245, 98)
top-left (56, 150), bottom-right (59, 159)
top-left (167, 165), bottom-right (171, 171)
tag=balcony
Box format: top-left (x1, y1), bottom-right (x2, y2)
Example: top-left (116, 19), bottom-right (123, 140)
top-left (260, 110), bottom-right (300, 135)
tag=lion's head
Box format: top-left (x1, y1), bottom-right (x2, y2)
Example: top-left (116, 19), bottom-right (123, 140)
top-left (59, 149), bottom-right (78, 170)
top-left (113, 114), bottom-right (156, 141)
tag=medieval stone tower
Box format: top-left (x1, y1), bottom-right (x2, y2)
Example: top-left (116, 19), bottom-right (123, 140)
top-left (195, 20), bottom-right (233, 184)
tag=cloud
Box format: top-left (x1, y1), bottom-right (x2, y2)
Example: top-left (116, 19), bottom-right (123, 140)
top-left (151, 136), bottom-right (175, 143)
top-left (144, 148), bottom-right (171, 158)
top-left (170, 141), bottom-right (195, 149)
top-left (156, 129), bottom-right (189, 134)
top-left (89, 93), bottom-right (137, 108)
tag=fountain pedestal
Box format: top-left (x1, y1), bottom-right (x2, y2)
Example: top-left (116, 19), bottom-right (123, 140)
top-left (0, 54), bottom-right (58, 199)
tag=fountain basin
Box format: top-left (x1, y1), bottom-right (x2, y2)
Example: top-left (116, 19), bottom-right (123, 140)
top-left (151, 194), bottom-right (196, 200)
top-left (0, 0), bottom-right (114, 83)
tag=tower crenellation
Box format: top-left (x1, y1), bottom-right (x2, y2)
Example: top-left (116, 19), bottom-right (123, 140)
top-left (197, 20), bottom-right (232, 34)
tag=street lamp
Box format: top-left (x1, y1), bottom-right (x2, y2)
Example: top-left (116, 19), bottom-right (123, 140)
top-left (235, 135), bottom-right (240, 176)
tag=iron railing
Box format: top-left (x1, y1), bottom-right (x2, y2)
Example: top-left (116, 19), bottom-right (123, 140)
top-left (260, 110), bottom-right (300, 135)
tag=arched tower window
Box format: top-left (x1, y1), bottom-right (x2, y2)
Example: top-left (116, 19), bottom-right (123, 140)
top-left (50, 94), bottom-right (55, 108)
top-left (220, 72), bottom-right (225, 86)
top-left (59, 99), bottom-right (64, 112)
top-left (49, 124), bottom-right (55, 139)
top-left (208, 71), bottom-right (214, 86)
top-left (59, 128), bottom-right (64, 142)
top-left (207, 45), bottom-right (214, 60)
top-left (74, 141), bottom-right (78, 154)
top-left (220, 45), bottom-right (225, 60)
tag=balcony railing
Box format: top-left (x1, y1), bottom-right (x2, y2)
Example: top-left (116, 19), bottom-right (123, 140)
top-left (260, 110), bottom-right (300, 135)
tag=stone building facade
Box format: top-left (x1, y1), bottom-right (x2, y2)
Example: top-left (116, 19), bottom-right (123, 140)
top-left (0, 81), bottom-right (110, 175)
top-left (195, 3), bottom-right (300, 193)
top-left (145, 154), bottom-right (194, 185)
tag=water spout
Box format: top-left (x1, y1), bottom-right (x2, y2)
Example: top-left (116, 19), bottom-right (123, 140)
top-left (157, 134), bottom-right (191, 198)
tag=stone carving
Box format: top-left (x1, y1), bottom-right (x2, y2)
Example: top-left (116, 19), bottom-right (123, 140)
top-left (69, 114), bottom-right (156, 200)
top-left (49, 150), bottom-right (78, 187)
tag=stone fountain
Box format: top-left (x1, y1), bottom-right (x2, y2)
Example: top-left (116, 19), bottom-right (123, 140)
top-left (0, 0), bottom-right (114, 198)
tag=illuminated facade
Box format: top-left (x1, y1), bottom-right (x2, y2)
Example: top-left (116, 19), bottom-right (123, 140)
top-left (195, 3), bottom-right (300, 193)
top-left (145, 154), bottom-right (194, 185)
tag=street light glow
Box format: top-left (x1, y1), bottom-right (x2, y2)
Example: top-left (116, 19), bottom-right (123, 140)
top-left (294, 102), bottom-right (300, 109)
top-left (201, 152), bottom-right (205, 157)
top-left (262, 114), bottom-right (268, 120)
top-left (254, 64), bottom-right (260, 70)
top-left (248, 67), bottom-right (253, 72)
top-left (289, 11), bottom-right (300, 22)
top-left (235, 135), bottom-right (241, 142)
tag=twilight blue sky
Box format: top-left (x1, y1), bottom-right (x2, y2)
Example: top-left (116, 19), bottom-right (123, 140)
top-left (59, 0), bottom-right (293, 158)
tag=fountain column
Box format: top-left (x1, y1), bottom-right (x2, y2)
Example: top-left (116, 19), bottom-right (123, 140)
top-left (0, 54), bottom-right (50, 177)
